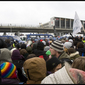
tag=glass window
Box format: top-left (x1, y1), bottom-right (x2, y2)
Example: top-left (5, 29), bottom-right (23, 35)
top-left (55, 18), bottom-right (59, 28)
top-left (71, 19), bottom-right (73, 29)
top-left (61, 18), bottom-right (65, 28)
top-left (66, 19), bottom-right (70, 29)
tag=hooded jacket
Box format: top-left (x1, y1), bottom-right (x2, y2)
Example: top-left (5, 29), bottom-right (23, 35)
top-left (58, 51), bottom-right (72, 65)
top-left (69, 51), bottom-right (80, 60)
top-left (41, 62), bottom-right (85, 84)
top-left (23, 57), bottom-right (47, 84)
top-left (11, 49), bottom-right (27, 83)
top-left (0, 48), bottom-right (12, 65)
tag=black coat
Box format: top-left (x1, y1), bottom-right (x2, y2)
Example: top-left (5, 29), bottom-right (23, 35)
top-left (33, 49), bottom-right (49, 61)
top-left (76, 48), bottom-right (85, 56)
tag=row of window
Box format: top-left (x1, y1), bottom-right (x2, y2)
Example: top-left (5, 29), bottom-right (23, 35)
top-left (55, 17), bottom-right (85, 29)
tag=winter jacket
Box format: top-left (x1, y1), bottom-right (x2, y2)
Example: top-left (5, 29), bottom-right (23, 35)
top-left (11, 49), bottom-right (27, 83)
top-left (1, 78), bottom-right (20, 84)
top-left (41, 62), bottom-right (85, 84)
top-left (58, 51), bottom-right (72, 65)
top-left (69, 51), bottom-right (80, 61)
top-left (33, 49), bottom-right (49, 61)
top-left (76, 48), bottom-right (85, 56)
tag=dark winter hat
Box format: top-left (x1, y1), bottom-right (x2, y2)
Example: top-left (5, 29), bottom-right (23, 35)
top-left (37, 41), bottom-right (44, 50)
top-left (46, 56), bottom-right (61, 71)
top-left (50, 40), bottom-right (63, 52)
top-left (21, 44), bottom-right (26, 49)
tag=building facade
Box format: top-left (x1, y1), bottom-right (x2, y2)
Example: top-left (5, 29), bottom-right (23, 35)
top-left (40, 17), bottom-right (85, 36)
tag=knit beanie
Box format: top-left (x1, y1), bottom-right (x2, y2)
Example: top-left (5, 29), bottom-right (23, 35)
top-left (46, 56), bottom-right (61, 71)
top-left (64, 42), bottom-right (72, 49)
top-left (44, 46), bottom-right (50, 52)
top-left (26, 46), bottom-right (32, 53)
top-left (50, 40), bottom-right (64, 52)
top-left (42, 41), bottom-right (46, 46)
top-left (1, 62), bottom-right (17, 78)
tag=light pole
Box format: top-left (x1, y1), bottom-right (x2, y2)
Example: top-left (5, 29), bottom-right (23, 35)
top-left (10, 24), bottom-right (12, 35)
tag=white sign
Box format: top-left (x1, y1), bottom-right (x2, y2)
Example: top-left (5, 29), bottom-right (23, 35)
top-left (73, 12), bottom-right (82, 35)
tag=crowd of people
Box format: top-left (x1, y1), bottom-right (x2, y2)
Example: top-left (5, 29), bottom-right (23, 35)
top-left (0, 35), bottom-right (85, 84)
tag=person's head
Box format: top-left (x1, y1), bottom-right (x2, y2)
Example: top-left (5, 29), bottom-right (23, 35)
top-left (76, 42), bottom-right (84, 49)
top-left (49, 40), bottom-right (63, 58)
top-left (11, 49), bottom-right (24, 60)
top-left (26, 54), bottom-right (37, 60)
top-left (32, 43), bottom-right (37, 50)
top-left (20, 49), bottom-right (28, 59)
top-left (23, 57), bottom-right (47, 84)
top-left (5, 39), bottom-right (10, 44)
top-left (69, 39), bottom-right (73, 44)
top-left (42, 40), bottom-right (46, 47)
top-left (44, 46), bottom-right (50, 52)
top-left (63, 42), bottom-right (72, 49)
top-left (20, 49), bottom-right (28, 55)
top-left (0, 48), bottom-right (12, 65)
top-left (72, 57), bottom-right (85, 71)
top-left (67, 48), bottom-right (76, 55)
top-left (37, 41), bottom-right (44, 51)
top-left (1, 62), bottom-right (17, 79)
top-left (26, 46), bottom-right (32, 54)
top-left (46, 56), bottom-right (62, 73)
top-left (15, 43), bottom-right (20, 49)
top-left (21, 43), bottom-right (26, 49)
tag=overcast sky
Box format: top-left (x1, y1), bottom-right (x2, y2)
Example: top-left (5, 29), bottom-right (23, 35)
top-left (0, 1), bottom-right (85, 26)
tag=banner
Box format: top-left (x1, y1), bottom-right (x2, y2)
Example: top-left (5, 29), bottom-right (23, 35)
top-left (50, 17), bottom-right (55, 26)
top-left (73, 11), bottom-right (82, 35)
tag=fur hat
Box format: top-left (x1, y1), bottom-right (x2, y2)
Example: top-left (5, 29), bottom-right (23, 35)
top-left (1, 62), bottom-right (17, 78)
top-left (46, 56), bottom-right (61, 71)
top-left (50, 40), bottom-right (63, 52)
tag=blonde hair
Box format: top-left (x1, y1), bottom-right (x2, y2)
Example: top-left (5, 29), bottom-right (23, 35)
top-left (64, 47), bottom-right (68, 53)
top-left (72, 57), bottom-right (85, 71)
